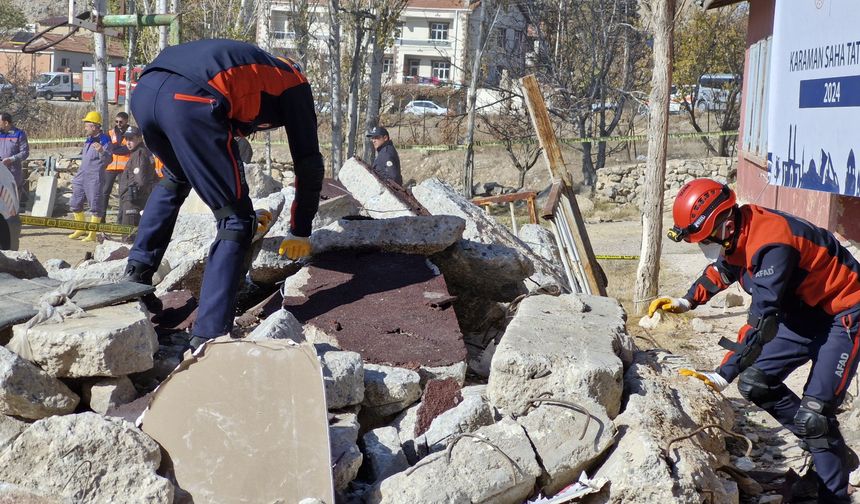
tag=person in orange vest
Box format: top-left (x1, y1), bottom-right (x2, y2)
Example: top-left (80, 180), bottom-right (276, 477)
top-left (153, 155), bottom-right (165, 178)
top-left (98, 111), bottom-right (131, 222)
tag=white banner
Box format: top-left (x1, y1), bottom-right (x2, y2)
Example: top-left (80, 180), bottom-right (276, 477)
top-left (767, 0), bottom-right (860, 196)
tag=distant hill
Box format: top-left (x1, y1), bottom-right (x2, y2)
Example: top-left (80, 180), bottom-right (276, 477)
top-left (20, 1), bottom-right (66, 26)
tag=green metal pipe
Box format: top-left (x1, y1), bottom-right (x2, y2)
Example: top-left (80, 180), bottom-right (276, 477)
top-left (102, 14), bottom-right (177, 28)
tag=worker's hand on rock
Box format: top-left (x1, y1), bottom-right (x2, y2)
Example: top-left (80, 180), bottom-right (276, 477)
top-left (648, 296), bottom-right (691, 317)
top-left (253, 209), bottom-right (273, 241)
top-left (679, 368), bottom-right (729, 392)
top-left (279, 233), bottom-right (312, 260)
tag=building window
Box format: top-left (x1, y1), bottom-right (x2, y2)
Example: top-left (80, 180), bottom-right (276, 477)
top-left (743, 36), bottom-right (771, 158)
top-left (431, 60), bottom-right (451, 81)
top-left (407, 59), bottom-right (421, 76)
top-left (271, 11), bottom-right (294, 39)
top-left (60, 57), bottom-right (69, 68)
top-left (430, 22), bottom-right (449, 41)
top-left (382, 58), bottom-right (393, 74)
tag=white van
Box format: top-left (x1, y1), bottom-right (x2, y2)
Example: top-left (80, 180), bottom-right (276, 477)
top-left (695, 73), bottom-right (740, 111)
top-left (30, 72), bottom-right (81, 101)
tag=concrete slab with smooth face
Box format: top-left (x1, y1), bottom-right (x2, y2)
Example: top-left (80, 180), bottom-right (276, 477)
top-left (141, 338), bottom-right (334, 504)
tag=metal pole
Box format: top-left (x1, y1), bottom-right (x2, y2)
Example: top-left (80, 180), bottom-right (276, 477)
top-left (157, 0), bottom-right (168, 50)
top-left (93, 0), bottom-right (109, 125)
top-left (123, 0), bottom-right (136, 115)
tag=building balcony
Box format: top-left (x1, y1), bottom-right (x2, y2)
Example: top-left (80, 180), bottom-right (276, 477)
top-left (396, 38), bottom-right (452, 48)
top-left (401, 75), bottom-right (462, 88)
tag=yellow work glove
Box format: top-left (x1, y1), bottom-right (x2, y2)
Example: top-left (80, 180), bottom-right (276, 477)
top-left (253, 209), bottom-right (273, 242)
top-left (279, 233), bottom-right (312, 260)
top-left (679, 368), bottom-right (729, 392)
top-left (647, 296), bottom-right (692, 317)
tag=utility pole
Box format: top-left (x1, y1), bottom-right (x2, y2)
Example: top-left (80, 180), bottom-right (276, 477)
top-left (633, 0), bottom-right (675, 315)
top-left (124, 0), bottom-right (137, 115)
top-left (94, 0), bottom-right (109, 124)
top-left (158, 0), bottom-right (168, 50)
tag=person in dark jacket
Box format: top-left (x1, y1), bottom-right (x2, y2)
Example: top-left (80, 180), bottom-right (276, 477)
top-left (650, 178), bottom-right (860, 503)
top-left (125, 39), bottom-right (324, 350)
top-left (366, 126), bottom-right (402, 186)
top-left (117, 126), bottom-right (157, 227)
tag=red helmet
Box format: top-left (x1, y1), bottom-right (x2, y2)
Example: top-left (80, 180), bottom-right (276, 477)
top-left (669, 178), bottom-right (736, 243)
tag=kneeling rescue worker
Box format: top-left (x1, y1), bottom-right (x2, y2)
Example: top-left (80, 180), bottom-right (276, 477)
top-left (124, 39), bottom-right (324, 350)
top-left (650, 178), bottom-right (860, 503)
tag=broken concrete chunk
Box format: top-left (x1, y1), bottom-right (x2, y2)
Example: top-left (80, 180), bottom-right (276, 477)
top-left (638, 311), bottom-right (662, 329)
top-left (83, 376), bottom-right (138, 415)
top-left (0, 413), bottom-right (173, 503)
top-left (430, 240), bottom-right (531, 302)
top-left (691, 317), bottom-right (714, 333)
top-left (310, 215), bottom-right (465, 256)
top-left (42, 259), bottom-right (70, 274)
top-left (415, 378), bottom-right (462, 438)
top-left (363, 364), bottom-right (422, 417)
top-left (46, 258), bottom-right (127, 283)
top-left (362, 426), bottom-right (410, 483)
top-left (94, 240), bottom-right (129, 263)
top-left (517, 223), bottom-right (563, 268)
top-left (0, 345), bottom-right (78, 419)
top-left (413, 178), bottom-right (567, 289)
top-left (417, 361), bottom-right (467, 387)
top-left (11, 302), bottom-right (158, 378)
top-left (516, 399), bottom-right (616, 495)
top-left (244, 163), bottom-right (283, 198)
top-left (368, 418), bottom-right (542, 504)
top-left (313, 193), bottom-right (362, 229)
top-left (0, 250), bottom-right (47, 279)
top-left (319, 349), bottom-right (365, 409)
top-left (421, 386), bottom-right (495, 454)
top-left (0, 483), bottom-right (66, 504)
top-left (0, 414), bottom-right (26, 452)
top-left (487, 294), bottom-right (634, 418)
top-left (590, 351), bottom-right (735, 503)
top-left (710, 290), bottom-right (746, 309)
top-left (247, 309), bottom-right (306, 343)
top-left (330, 412), bottom-right (363, 491)
top-left (337, 158), bottom-right (417, 218)
top-left (141, 339), bottom-right (333, 503)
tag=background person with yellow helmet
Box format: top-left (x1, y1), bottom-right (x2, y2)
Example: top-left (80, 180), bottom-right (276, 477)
top-left (68, 111), bottom-right (112, 242)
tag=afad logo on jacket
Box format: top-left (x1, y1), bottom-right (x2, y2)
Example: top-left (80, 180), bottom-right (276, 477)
top-left (754, 265), bottom-right (775, 278)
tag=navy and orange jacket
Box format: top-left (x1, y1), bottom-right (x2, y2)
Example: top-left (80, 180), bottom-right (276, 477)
top-left (141, 39), bottom-right (323, 236)
top-left (684, 204), bottom-right (860, 379)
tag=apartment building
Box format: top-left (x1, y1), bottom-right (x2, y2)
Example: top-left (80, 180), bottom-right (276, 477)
top-left (257, 0), bottom-right (527, 88)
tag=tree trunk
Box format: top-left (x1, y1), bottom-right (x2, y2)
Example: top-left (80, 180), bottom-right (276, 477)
top-left (328, 0), bottom-right (343, 177)
top-left (236, 0), bottom-right (249, 31)
top-left (364, 30), bottom-right (384, 161)
top-left (462, 1), bottom-right (490, 198)
top-left (578, 116), bottom-right (596, 187)
top-left (94, 0), bottom-right (109, 124)
top-left (158, 0), bottom-right (168, 50)
top-left (124, 0), bottom-right (137, 116)
top-left (633, 0), bottom-right (675, 315)
top-left (346, 21), bottom-right (366, 159)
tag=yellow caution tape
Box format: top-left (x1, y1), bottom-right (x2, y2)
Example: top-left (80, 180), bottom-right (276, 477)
top-left (595, 254), bottom-right (640, 260)
top-left (19, 215), bottom-right (137, 235)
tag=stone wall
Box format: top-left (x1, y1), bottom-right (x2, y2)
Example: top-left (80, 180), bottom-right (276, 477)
top-left (595, 157), bottom-right (737, 206)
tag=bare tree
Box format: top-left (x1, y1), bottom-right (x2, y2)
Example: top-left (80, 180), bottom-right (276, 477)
top-left (328, 0), bottom-right (344, 175)
top-left (633, 0), bottom-right (674, 315)
top-left (341, 1), bottom-right (373, 159)
top-left (478, 95), bottom-right (542, 191)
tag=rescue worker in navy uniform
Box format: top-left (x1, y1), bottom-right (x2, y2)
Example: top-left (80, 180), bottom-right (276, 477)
top-left (366, 126), bottom-right (402, 186)
top-left (125, 39), bottom-right (324, 350)
top-left (650, 178), bottom-right (860, 503)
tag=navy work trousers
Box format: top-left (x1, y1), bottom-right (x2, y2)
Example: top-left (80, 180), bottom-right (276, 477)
top-left (748, 305), bottom-right (860, 502)
top-left (128, 70), bottom-right (254, 339)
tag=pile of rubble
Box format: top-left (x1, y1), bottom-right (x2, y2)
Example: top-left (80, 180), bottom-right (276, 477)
top-left (0, 159), bottom-right (746, 503)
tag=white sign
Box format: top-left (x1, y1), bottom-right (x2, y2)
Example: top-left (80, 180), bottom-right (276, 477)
top-left (767, 0), bottom-right (860, 196)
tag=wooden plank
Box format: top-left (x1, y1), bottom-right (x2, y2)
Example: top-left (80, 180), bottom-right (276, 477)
top-left (541, 182), bottom-right (563, 220)
top-left (520, 75), bottom-right (607, 296)
top-left (527, 195), bottom-right (538, 224)
top-left (0, 277), bottom-right (155, 331)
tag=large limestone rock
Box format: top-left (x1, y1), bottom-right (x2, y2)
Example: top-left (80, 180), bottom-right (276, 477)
top-left (0, 346), bottom-right (78, 419)
top-left (0, 250), bottom-right (47, 279)
top-left (487, 294), bottom-right (634, 418)
top-left (0, 414), bottom-right (27, 452)
top-left (330, 412), bottom-right (363, 492)
top-left (517, 399), bottom-right (616, 495)
top-left (83, 377), bottom-right (138, 415)
top-left (517, 224), bottom-right (562, 267)
top-left (369, 418), bottom-right (542, 504)
top-left (0, 483), bottom-right (65, 504)
top-left (413, 178), bottom-right (567, 289)
top-left (363, 364), bottom-right (422, 417)
top-left (319, 349), bottom-right (365, 410)
top-left (244, 163), bottom-right (283, 199)
top-left (337, 158), bottom-right (415, 218)
top-left (314, 194), bottom-right (362, 229)
top-left (362, 426), bottom-right (410, 483)
top-left (310, 215), bottom-right (465, 256)
top-left (431, 240), bottom-right (532, 301)
top-left (587, 351), bottom-right (736, 504)
top-left (11, 302), bottom-right (158, 378)
top-left (0, 413), bottom-right (173, 503)
top-left (47, 259), bottom-right (127, 283)
top-left (247, 309), bottom-right (305, 343)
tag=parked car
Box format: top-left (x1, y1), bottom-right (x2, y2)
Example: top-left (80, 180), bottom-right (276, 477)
top-left (0, 74), bottom-right (13, 96)
top-left (29, 72), bottom-right (81, 101)
top-left (695, 73), bottom-right (740, 111)
top-left (404, 100), bottom-right (448, 116)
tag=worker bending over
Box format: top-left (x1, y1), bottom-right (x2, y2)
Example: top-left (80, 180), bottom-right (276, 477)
top-left (651, 178), bottom-right (860, 503)
top-left (124, 39), bottom-right (324, 350)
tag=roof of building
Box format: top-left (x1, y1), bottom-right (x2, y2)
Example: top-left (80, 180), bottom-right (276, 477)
top-left (36, 15), bottom-right (68, 26)
top-left (701, 0), bottom-right (745, 9)
top-left (406, 0), bottom-right (466, 9)
top-left (0, 32), bottom-right (125, 58)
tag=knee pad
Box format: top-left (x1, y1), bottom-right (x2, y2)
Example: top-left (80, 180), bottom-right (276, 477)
top-left (213, 200), bottom-right (255, 244)
top-left (794, 396), bottom-right (832, 445)
top-left (737, 366), bottom-right (784, 409)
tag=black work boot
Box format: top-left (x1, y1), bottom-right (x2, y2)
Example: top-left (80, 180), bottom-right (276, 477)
top-left (124, 260), bottom-right (163, 314)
